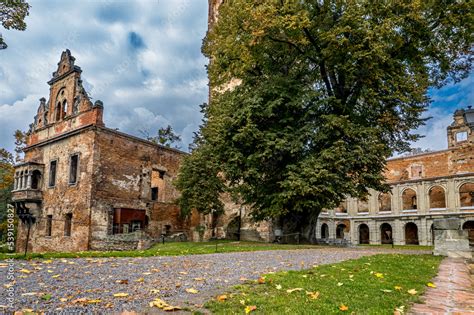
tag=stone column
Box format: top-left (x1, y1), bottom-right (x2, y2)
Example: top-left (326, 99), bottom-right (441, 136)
top-left (27, 171), bottom-right (32, 189)
top-left (419, 217), bottom-right (427, 245)
top-left (393, 219), bottom-right (403, 245)
top-left (370, 221), bottom-right (380, 244)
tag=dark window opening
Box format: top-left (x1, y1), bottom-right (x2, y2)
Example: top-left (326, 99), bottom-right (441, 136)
top-left (63, 100), bottom-right (68, 117)
top-left (31, 170), bottom-right (41, 189)
top-left (151, 187), bottom-right (159, 201)
top-left (69, 154), bottom-right (79, 184)
top-left (64, 213), bottom-right (72, 236)
top-left (46, 215), bottom-right (52, 236)
top-left (55, 102), bottom-right (62, 121)
top-left (158, 170), bottom-right (165, 179)
top-left (49, 160), bottom-right (57, 187)
top-left (112, 208), bottom-right (146, 234)
top-left (165, 224), bottom-right (171, 235)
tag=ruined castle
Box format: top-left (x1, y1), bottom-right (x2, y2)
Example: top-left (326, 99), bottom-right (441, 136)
top-left (10, 1), bottom-right (473, 252)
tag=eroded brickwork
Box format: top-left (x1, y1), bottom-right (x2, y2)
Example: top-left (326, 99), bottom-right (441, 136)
top-left (12, 51), bottom-right (201, 253)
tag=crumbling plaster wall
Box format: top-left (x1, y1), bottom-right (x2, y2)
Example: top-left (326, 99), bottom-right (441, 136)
top-left (16, 130), bottom-right (96, 253)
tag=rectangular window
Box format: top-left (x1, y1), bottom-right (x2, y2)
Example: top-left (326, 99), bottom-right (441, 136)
top-left (69, 154), bottom-right (79, 184)
top-left (46, 215), bottom-right (52, 236)
top-left (64, 213), bottom-right (72, 236)
top-left (151, 187), bottom-right (159, 201)
top-left (456, 131), bottom-right (468, 142)
top-left (49, 160), bottom-right (57, 187)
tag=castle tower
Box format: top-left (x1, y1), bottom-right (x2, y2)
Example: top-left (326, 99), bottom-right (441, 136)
top-left (28, 49), bottom-right (104, 147)
top-left (447, 106), bottom-right (474, 148)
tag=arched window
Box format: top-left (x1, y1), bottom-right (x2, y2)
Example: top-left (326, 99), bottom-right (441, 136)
top-left (459, 183), bottom-right (474, 208)
top-left (378, 193), bottom-right (391, 212)
top-left (462, 221), bottom-right (474, 247)
top-left (31, 170), bottom-right (42, 190)
top-left (63, 100), bottom-right (68, 117)
top-left (359, 224), bottom-right (370, 244)
top-left (336, 224), bottom-right (346, 239)
top-left (402, 188), bottom-right (417, 210)
top-left (55, 102), bottom-right (62, 121)
top-left (380, 223), bottom-right (392, 244)
top-left (429, 186), bottom-right (446, 209)
top-left (321, 223), bottom-right (329, 239)
top-left (405, 222), bottom-right (419, 245)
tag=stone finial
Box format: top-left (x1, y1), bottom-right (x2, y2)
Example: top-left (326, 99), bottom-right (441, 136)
top-left (94, 100), bottom-right (104, 108)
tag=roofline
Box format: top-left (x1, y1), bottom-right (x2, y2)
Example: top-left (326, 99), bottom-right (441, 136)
top-left (387, 148), bottom-right (452, 162)
top-left (97, 126), bottom-right (188, 155)
top-left (24, 124), bottom-right (188, 156)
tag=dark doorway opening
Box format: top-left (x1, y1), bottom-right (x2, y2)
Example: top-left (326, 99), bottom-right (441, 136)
top-left (359, 224), bottom-right (370, 244)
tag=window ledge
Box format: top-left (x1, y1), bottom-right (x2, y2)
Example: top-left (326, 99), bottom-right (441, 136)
top-left (358, 212), bottom-right (369, 215)
top-left (430, 207), bottom-right (447, 211)
top-left (335, 212), bottom-right (348, 216)
top-left (460, 206), bottom-right (474, 210)
top-left (402, 209), bottom-right (417, 213)
top-left (378, 211), bottom-right (392, 214)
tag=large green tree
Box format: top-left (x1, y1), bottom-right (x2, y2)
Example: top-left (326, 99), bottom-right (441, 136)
top-left (177, 0), bottom-right (473, 238)
top-left (0, 0), bottom-right (30, 49)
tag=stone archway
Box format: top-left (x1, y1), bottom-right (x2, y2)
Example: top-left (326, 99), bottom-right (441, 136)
top-left (336, 224), bottom-right (346, 239)
top-left (225, 216), bottom-right (240, 240)
top-left (462, 221), bottom-right (474, 247)
top-left (405, 222), bottom-right (419, 245)
top-left (321, 223), bottom-right (329, 239)
top-left (359, 224), bottom-right (370, 244)
top-left (380, 223), bottom-right (392, 244)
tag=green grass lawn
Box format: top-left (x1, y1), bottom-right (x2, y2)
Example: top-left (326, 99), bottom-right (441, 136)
top-left (358, 244), bottom-right (433, 251)
top-left (0, 241), bottom-right (321, 260)
top-left (206, 254), bottom-right (442, 315)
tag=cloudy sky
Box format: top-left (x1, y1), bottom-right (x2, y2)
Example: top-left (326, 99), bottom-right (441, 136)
top-left (0, 0), bottom-right (472, 154)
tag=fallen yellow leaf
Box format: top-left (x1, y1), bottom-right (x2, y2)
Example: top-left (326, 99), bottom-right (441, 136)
top-left (306, 291), bottom-right (320, 300)
top-left (337, 282), bottom-right (344, 286)
top-left (257, 277), bottom-right (265, 284)
top-left (245, 305), bottom-right (257, 314)
top-left (407, 289), bottom-right (418, 295)
top-left (339, 304), bottom-right (349, 311)
top-left (217, 294), bottom-right (228, 301)
top-left (19, 269), bottom-right (31, 274)
top-left (286, 288), bottom-right (303, 293)
top-left (394, 286), bottom-right (402, 291)
top-left (427, 282), bottom-right (436, 288)
top-left (375, 273), bottom-right (384, 278)
top-left (163, 305), bottom-right (182, 311)
top-left (86, 299), bottom-right (101, 304)
top-left (275, 284), bottom-right (282, 290)
top-left (113, 293), bottom-right (129, 298)
top-left (52, 274), bottom-right (61, 278)
top-left (186, 288), bottom-right (199, 294)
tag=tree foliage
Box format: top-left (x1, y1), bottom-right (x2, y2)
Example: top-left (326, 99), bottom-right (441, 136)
top-left (141, 125), bottom-right (182, 149)
top-left (177, 1), bottom-right (473, 222)
top-left (13, 129), bottom-right (26, 162)
top-left (0, 0), bottom-right (30, 49)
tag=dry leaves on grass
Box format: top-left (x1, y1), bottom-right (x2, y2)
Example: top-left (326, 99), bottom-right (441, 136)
top-left (217, 295), bottom-right (228, 302)
top-left (306, 291), bottom-right (320, 300)
top-left (427, 282), bottom-right (436, 288)
top-left (257, 277), bottom-right (265, 284)
top-left (407, 289), bottom-right (418, 295)
top-left (339, 304), bottom-right (349, 311)
top-left (245, 305), bottom-right (257, 314)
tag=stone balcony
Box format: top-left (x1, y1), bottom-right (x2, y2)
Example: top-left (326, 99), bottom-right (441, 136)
top-left (11, 188), bottom-right (43, 202)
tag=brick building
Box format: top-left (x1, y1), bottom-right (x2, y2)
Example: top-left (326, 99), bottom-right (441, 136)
top-left (12, 50), bottom-right (200, 253)
top-left (316, 108), bottom-right (474, 246)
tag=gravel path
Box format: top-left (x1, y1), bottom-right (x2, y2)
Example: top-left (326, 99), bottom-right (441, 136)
top-left (0, 247), bottom-right (429, 314)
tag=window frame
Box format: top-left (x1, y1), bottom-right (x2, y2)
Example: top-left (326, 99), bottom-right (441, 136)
top-left (46, 215), bottom-right (53, 237)
top-left (48, 159), bottom-right (58, 188)
top-left (64, 213), bottom-right (72, 236)
top-left (68, 153), bottom-right (80, 185)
